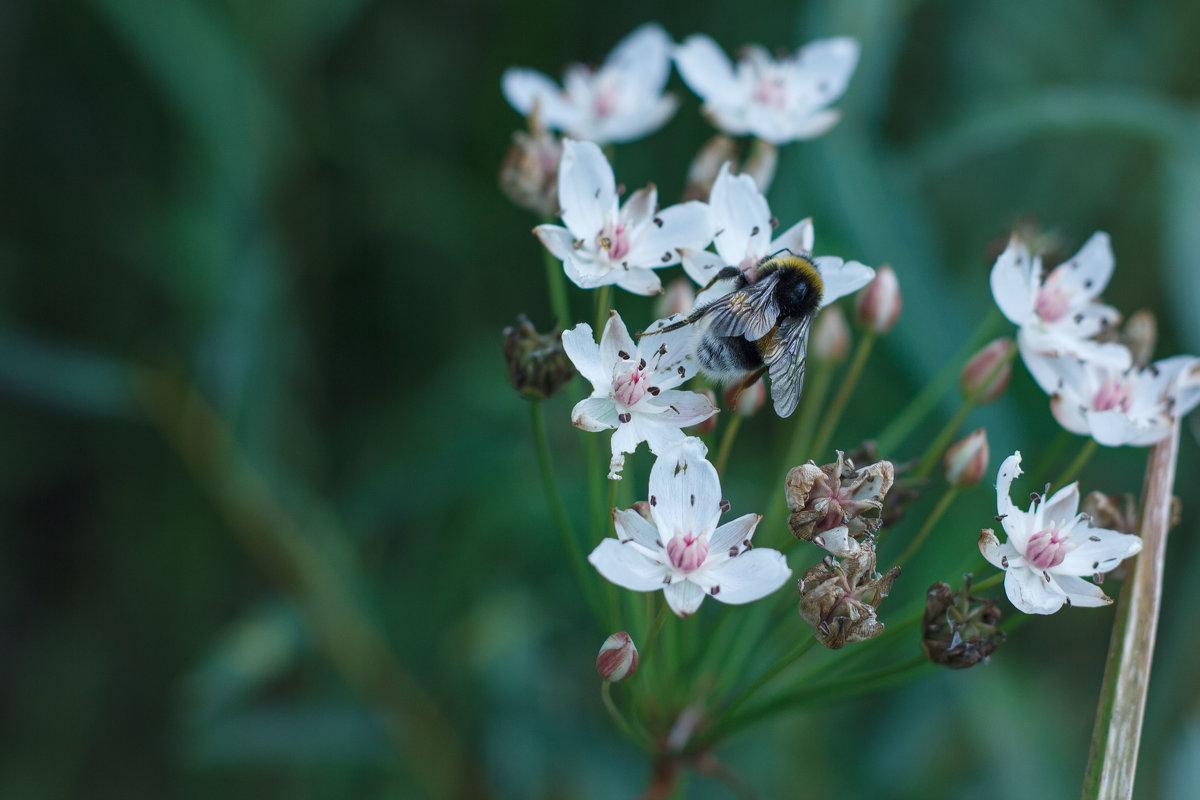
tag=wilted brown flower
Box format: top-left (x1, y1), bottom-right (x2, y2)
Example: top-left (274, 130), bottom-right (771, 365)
top-left (503, 315), bottom-right (576, 400)
top-left (922, 576), bottom-right (1004, 669)
top-left (798, 542), bottom-right (901, 649)
top-left (786, 451), bottom-right (894, 556)
top-left (498, 107), bottom-right (562, 216)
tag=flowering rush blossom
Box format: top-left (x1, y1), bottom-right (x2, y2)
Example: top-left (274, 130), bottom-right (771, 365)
top-left (536, 140), bottom-right (713, 295)
top-left (990, 231), bottom-right (1131, 393)
top-left (673, 35), bottom-right (859, 144)
top-left (588, 438), bottom-right (791, 616)
top-left (562, 310), bottom-right (716, 478)
top-left (1047, 354), bottom-right (1200, 446)
top-left (978, 452), bottom-right (1142, 615)
top-left (680, 164), bottom-right (874, 305)
top-left (502, 23), bottom-right (678, 145)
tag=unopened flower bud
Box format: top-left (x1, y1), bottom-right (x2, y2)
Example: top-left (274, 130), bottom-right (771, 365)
top-left (596, 632), bottom-right (638, 682)
top-left (498, 107), bottom-right (562, 216)
top-left (854, 265), bottom-right (901, 334)
top-left (688, 390), bottom-right (718, 435)
top-left (682, 135), bottom-right (739, 202)
top-left (943, 428), bottom-right (989, 488)
top-left (655, 277), bottom-right (696, 319)
top-left (811, 305), bottom-right (851, 364)
top-left (503, 315), bottom-right (576, 400)
top-left (1122, 309), bottom-right (1157, 368)
top-left (741, 139), bottom-right (778, 195)
top-left (724, 378), bottom-right (766, 417)
top-left (921, 575), bottom-right (1004, 669)
top-left (959, 338), bottom-right (1016, 405)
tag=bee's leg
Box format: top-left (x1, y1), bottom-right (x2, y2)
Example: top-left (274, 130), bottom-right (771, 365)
top-left (729, 366), bottom-right (768, 406)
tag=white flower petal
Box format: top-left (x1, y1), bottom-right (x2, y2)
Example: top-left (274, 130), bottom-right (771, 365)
top-left (648, 439), bottom-right (722, 538)
top-left (681, 248), bottom-right (727, 287)
top-left (613, 507), bottom-right (664, 549)
top-left (1055, 231), bottom-right (1114, 306)
top-left (706, 548), bottom-right (791, 604)
top-left (597, 95), bottom-right (680, 144)
top-left (649, 388), bottom-right (718, 427)
top-left (995, 452), bottom-right (1031, 547)
top-left (812, 524), bottom-right (861, 558)
top-left (790, 37), bottom-right (859, 109)
top-left (708, 164), bottom-right (770, 266)
top-left (979, 528), bottom-right (1021, 570)
top-left (1088, 409), bottom-right (1163, 447)
top-left (561, 323), bottom-right (606, 388)
top-left (534, 224), bottom-right (576, 262)
top-left (637, 415), bottom-right (687, 454)
top-left (1005, 566), bottom-right (1066, 615)
top-left (990, 236), bottom-right (1037, 325)
top-left (1048, 574), bottom-right (1111, 608)
top-left (814, 257), bottom-right (874, 307)
top-left (1057, 526), bottom-right (1142, 576)
top-left (501, 67), bottom-right (578, 129)
top-left (709, 513), bottom-right (760, 555)
top-left (1049, 394), bottom-right (1090, 436)
top-left (626, 201), bottom-right (714, 268)
top-left (673, 35), bottom-right (740, 106)
top-left (606, 23), bottom-right (674, 94)
top-left (588, 538), bottom-right (668, 591)
top-left (1040, 482), bottom-right (1080, 531)
top-left (771, 218), bottom-right (814, 257)
top-left (612, 268), bottom-right (663, 296)
top-left (572, 396), bottom-right (620, 432)
top-left (599, 311), bottom-right (637, 369)
top-left (772, 109), bottom-right (842, 143)
top-left (664, 579), bottom-right (706, 617)
top-left (558, 140), bottom-right (616, 239)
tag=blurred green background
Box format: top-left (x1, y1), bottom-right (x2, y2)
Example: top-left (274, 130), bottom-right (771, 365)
top-left (2, 0), bottom-right (1200, 797)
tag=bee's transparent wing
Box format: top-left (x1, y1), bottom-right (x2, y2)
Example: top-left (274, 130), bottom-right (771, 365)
top-left (762, 315), bottom-right (811, 418)
top-left (697, 272), bottom-right (781, 342)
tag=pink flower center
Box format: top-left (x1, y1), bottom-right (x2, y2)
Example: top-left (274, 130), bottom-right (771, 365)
top-left (1034, 270), bottom-right (1073, 322)
top-left (666, 532), bottom-right (708, 572)
top-left (1025, 528), bottom-right (1069, 570)
top-left (613, 364), bottom-right (649, 407)
top-left (593, 84), bottom-right (619, 118)
top-left (753, 77), bottom-right (789, 109)
top-left (1092, 375), bottom-right (1133, 413)
top-left (598, 220), bottom-right (631, 262)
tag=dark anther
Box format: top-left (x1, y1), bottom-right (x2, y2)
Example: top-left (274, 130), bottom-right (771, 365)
top-left (995, 514), bottom-right (1008, 521)
top-left (647, 386), bottom-right (660, 396)
top-left (719, 499), bottom-right (731, 512)
top-left (654, 217), bottom-right (663, 228)
top-left (650, 496), bottom-right (657, 505)
top-left (1089, 535), bottom-right (1100, 542)
top-left (1000, 556), bottom-right (1009, 568)
top-left (677, 366), bottom-right (686, 377)
top-left (1084, 279), bottom-right (1093, 289)
top-left (710, 585), bottom-right (720, 595)
top-left (729, 547), bottom-right (739, 558)
top-left (750, 226), bottom-right (760, 236)
top-left (618, 350), bottom-right (630, 360)
top-left (618, 412), bottom-right (632, 423)
top-left (661, 252), bottom-right (671, 263)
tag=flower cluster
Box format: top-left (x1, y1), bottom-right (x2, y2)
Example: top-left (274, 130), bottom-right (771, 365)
top-left (991, 231), bottom-right (1200, 446)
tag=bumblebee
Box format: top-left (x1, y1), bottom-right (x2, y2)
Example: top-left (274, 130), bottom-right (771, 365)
top-left (646, 252), bottom-right (823, 417)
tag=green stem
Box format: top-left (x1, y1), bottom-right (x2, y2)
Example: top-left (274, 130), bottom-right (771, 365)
top-left (913, 340), bottom-right (1017, 479)
top-left (542, 245), bottom-right (572, 326)
top-left (531, 402), bottom-right (604, 629)
top-left (894, 486), bottom-right (958, 567)
top-left (806, 330), bottom-right (876, 466)
top-left (601, 681), bottom-right (643, 746)
top-left (1055, 438), bottom-right (1099, 489)
top-left (970, 572), bottom-right (1003, 594)
top-left (1082, 422), bottom-right (1180, 799)
top-left (713, 416), bottom-right (743, 477)
top-left (875, 308), bottom-right (1003, 456)
top-left (719, 635), bottom-right (817, 723)
top-left (594, 285), bottom-right (613, 335)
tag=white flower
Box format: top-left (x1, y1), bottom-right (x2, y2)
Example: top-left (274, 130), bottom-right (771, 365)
top-left (681, 164), bottom-right (874, 305)
top-left (1048, 354), bottom-right (1200, 446)
top-left (979, 452), bottom-right (1142, 615)
top-left (990, 232), bottom-right (1131, 393)
top-left (588, 438), bottom-right (791, 616)
top-left (535, 140), bottom-right (713, 295)
top-left (502, 23), bottom-right (678, 145)
top-left (673, 35), bottom-right (859, 144)
top-left (562, 310), bottom-right (716, 478)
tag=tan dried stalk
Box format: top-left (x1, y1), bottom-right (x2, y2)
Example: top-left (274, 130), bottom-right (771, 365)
top-left (1081, 420), bottom-right (1181, 799)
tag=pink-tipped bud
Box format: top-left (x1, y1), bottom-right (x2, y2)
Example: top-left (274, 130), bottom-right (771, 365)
top-left (811, 305), bottom-right (851, 364)
top-left (854, 265), bottom-right (902, 333)
top-left (943, 428), bottom-right (989, 488)
top-left (655, 277), bottom-right (696, 319)
top-left (596, 632), bottom-right (638, 682)
top-left (959, 338), bottom-right (1016, 405)
top-left (723, 378), bottom-right (766, 417)
top-left (682, 135), bottom-right (738, 202)
top-left (688, 390), bottom-right (719, 435)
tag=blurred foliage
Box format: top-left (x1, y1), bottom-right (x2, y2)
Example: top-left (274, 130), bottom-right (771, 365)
top-left (1, 0), bottom-right (1199, 797)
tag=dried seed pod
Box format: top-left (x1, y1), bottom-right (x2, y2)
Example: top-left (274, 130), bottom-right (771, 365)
top-left (798, 541), bottom-right (901, 649)
top-left (921, 575), bottom-right (1004, 669)
top-left (786, 451), bottom-right (893, 556)
top-left (503, 315), bottom-right (576, 400)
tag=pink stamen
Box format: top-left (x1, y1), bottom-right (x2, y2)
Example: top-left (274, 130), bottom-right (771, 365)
top-left (1092, 375), bottom-right (1133, 413)
top-left (1035, 269), bottom-right (1073, 322)
top-left (613, 364), bottom-right (648, 407)
top-left (599, 221), bottom-right (631, 262)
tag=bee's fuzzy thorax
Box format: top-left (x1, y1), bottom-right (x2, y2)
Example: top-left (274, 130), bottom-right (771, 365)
top-left (758, 254), bottom-right (825, 298)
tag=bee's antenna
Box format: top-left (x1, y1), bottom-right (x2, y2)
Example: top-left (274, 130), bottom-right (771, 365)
top-left (766, 247), bottom-right (796, 260)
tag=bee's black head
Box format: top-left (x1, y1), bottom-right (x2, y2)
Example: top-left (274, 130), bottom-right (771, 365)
top-left (770, 257), bottom-right (824, 320)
